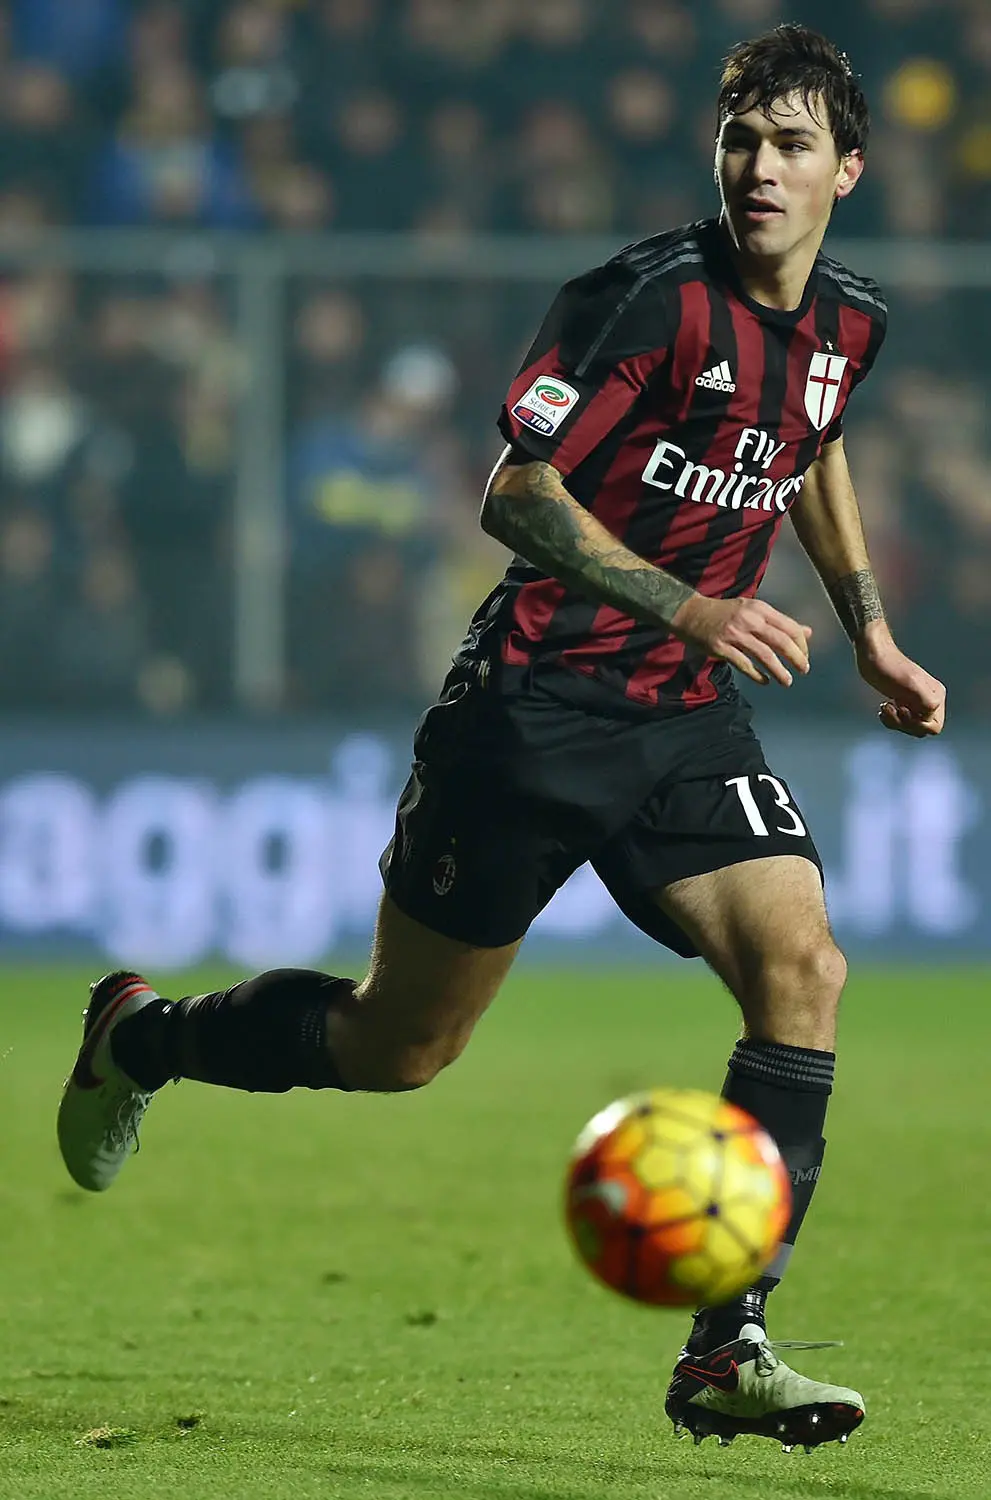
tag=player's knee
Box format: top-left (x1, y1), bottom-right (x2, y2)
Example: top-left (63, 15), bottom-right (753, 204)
top-left (349, 1032), bottom-right (469, 1093)
top-left (383, 1042), bottom-right (455, 1092)
top-left (766, 934), bottom-right (847, 1011)
top-left (749, 932), bottom-right (844, 1009)
top-left (740, 937), bottom-right (845, 1049)
top-left (806, 938), bottom-right (847, 1007)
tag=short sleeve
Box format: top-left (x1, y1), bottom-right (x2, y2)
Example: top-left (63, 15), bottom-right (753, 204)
top-left (823, 303), bottom-right (887, 444)
top-left (497, 266), bottom-right (672, 476)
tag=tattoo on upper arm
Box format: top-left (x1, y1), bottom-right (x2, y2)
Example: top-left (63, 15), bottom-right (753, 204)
top-left (485, 460), bottom-right (694, 628)
top-left (827, 569), bottom-right (884, 639)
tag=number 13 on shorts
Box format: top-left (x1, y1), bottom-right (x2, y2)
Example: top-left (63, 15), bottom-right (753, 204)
top-left (725, 775), bottom-right (808, 838)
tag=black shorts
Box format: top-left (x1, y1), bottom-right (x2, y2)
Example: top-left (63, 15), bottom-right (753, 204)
top-left (380, 663), bottom-right (822, 957)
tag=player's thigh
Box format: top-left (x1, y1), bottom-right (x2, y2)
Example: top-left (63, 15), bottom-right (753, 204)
top-left (353, 721), bottom-right (582, 1079)
top-left (356, 891), bottom-right (522, 1052)
top-left (656, 857), bottom-right (846, 1050)
top-left (328, 895), bottom-right (521, 1091)
top-left (655, 855), bottom-right (843, 1010)
top-left (594, 747), bottom-right (823, 969)
top-left (593, 750), bottom-right (844, 1039)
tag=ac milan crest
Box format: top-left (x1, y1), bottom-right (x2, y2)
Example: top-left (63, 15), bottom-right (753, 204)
top-left (804, 352), bottom-right (848, 431)
top-left (432, 849), bottom-right (457, 897)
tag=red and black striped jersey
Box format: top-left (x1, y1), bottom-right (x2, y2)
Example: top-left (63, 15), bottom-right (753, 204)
top-left (457, 217), bottom-right (887, 714)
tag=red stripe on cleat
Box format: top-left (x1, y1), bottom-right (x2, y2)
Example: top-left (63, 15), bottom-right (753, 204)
top-left (73, 982), bottom-right (155, 1090)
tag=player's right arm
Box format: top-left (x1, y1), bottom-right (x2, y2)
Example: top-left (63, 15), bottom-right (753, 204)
top-left (482, 451), bottom-right (812, 688)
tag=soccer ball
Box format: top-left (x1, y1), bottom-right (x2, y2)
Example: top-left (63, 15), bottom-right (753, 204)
top-left (564, 1088), bottom-right (791, 1308)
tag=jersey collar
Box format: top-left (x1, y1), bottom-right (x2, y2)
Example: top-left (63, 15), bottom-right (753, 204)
top-left (703, 218), bottom-right (818, 327)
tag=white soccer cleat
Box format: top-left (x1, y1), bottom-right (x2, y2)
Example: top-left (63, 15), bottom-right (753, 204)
top-left (666, 1323), bottom-right (865, 1451)
top-left (57, 972), bottom-right (163, 1192)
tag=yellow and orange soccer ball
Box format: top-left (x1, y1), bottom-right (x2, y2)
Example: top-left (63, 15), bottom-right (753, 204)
top-left (565, 1089), bottom-right (791, 1307)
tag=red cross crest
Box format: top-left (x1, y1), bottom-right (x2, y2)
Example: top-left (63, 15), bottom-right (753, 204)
top-left (804, 352), bottom-right (849, 431)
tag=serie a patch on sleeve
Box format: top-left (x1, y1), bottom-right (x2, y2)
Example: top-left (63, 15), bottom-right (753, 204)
top-left (511, 376), bottom-right (581, 436)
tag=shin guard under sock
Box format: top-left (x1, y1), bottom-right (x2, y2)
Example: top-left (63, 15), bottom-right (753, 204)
top-left (689, 1039), bottom-right (834, 1353)
top-left (112, 968), bottom-right (355, 1093)
top-left (723, 1038), bottom-right (834, 1270)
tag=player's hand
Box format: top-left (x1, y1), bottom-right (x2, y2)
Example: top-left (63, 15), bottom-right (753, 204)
top-left (670, 594), bottom-right (812, 687)
top-left (855, 631), bottom-right (946, 738)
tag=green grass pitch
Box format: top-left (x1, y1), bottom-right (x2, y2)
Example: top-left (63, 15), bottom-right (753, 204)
top-left (1, 961), bottom-right (988, 1500)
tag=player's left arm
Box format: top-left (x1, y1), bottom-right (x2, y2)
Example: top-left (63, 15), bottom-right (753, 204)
top-left (790, 435), bottom-right (946, 737)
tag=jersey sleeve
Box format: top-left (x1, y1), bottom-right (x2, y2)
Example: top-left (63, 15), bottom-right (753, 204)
top-left (497, 265), bottom-right (672, 476)
top-left (823, 298), bottom-right (887, 443)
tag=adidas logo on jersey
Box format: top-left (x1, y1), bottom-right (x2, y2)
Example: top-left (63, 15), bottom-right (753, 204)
top-left (695, 360), bottom-right (736, 392)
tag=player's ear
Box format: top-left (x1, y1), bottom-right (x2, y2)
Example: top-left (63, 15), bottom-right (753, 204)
top-left (834, 150), bottom-right (864, 201)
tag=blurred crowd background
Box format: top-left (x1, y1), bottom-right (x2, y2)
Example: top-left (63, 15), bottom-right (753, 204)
top-left (0, 0), bottom-right (988, 718)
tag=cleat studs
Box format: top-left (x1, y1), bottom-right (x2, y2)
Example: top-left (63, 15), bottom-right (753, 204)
top-left (810, 1413), bottom-right (820, 1425)
top-left (839, 1433), bottom-right (849, 1445)
top-left (717, 1435), bottom-right (735, 1447)
top-left (693, 1432), bottom-right (706, 1447)
top-left (776, 1422), bottom-right (788, 1435)
top-left (781, 1444), bottom-right (794, 1454)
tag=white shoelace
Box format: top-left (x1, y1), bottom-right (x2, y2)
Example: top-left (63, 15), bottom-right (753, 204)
top-left (766, 1340), bottom-right (844, 1351)
top-left (106, 1089), bottom-right (153, 1156)
top-left (756, 1339), bottom-right (844, 1377)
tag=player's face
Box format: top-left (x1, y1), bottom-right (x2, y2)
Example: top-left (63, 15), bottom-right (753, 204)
top-left (715, 92), bottom-right (863, 262)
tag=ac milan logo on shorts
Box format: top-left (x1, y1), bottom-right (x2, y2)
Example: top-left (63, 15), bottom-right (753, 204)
top-left (433, 850), bottom-right (457, 897)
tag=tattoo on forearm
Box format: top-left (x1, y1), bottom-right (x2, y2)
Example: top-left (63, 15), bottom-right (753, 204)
top-left (485, 461), bottom-right (694, 628)
top-left (827, 569), bottom-right (885, 639)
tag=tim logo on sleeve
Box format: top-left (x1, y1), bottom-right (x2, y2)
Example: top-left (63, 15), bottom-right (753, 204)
top-left (512, 376), bottom-right (580, 435)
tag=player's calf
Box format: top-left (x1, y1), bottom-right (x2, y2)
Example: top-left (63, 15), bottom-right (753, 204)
top-left (109, 967), bottom-right (482, 1097)
top-left (56, 901), bottom-right (521, 1191)
top-left (110, 968), bottom-right (356, 1093)
top-left (87, 901), bottom-right (517, 1098)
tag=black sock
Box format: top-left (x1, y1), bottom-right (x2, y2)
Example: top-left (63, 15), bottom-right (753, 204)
top-left (688, 1038), bottom-right (834, 1354)
top-left (111, 968), bottom-right (355, 1094)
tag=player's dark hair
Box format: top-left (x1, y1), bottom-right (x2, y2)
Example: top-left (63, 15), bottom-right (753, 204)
top-left (717, 25), bottom-right (869, 158)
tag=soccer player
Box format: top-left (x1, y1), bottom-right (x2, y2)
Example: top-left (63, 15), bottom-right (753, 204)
top-left (59, 25), bottom-right (944, 1455)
